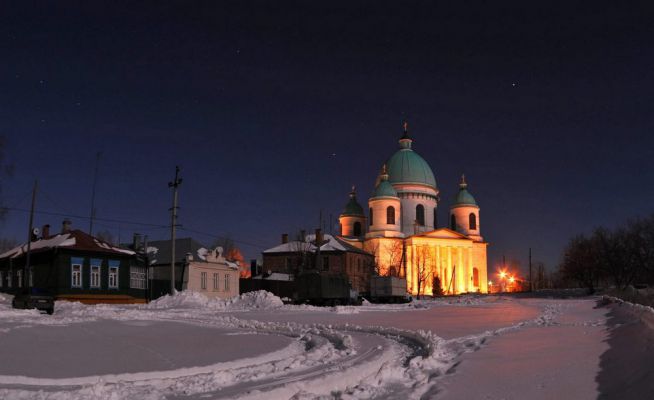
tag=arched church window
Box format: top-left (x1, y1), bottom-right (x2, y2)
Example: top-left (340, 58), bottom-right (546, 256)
top-left (369, 208), bottom-right (373, 226)
top-left (386, 206), bottom-right (395, 225)
top-left (469, 213), bottom-right (477, 230)
top-left (353, 222), bottom-right (362, 237)
top-left (473, 267), bottom-right (479, 287)
top-left (450, 214), bottom-right (456, 230)
top-left (416, 205), bottom-right (425, 226)
top-left (433, 208), bottom-right (437, 228)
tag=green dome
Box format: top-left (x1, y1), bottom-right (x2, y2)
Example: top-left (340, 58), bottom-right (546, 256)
top-left (341, 187), bottom-right (364, 216)
top-left (452, 175), bottom-right (478, 207)
top-left (373, 179), bottom-right (398, 198)
top-left (385, 131), bottom-right (436, 188)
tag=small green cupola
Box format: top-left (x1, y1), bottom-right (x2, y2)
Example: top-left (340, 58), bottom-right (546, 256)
top-left (342, 185), bottom-right (365, 216)
top-left (372, 164), bottom-right (399, 198)
top-left (453, 174), bottom-right (478, 207)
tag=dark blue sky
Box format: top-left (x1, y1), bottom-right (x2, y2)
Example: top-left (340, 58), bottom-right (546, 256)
top-left (1, 1), bottom-right (653, 273)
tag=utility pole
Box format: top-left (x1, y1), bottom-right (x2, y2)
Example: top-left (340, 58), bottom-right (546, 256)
top-left (168, 166), bottom-right (182, 295)
top-left (89, 152), bottom-right (101, 235)
top-left (529, 247), bottom-right (533, 292)
top-left (24, 180), bottom-right (38, 289)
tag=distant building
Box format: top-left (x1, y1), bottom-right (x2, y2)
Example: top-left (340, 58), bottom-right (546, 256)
top-left (0, 220), bottom-right (147, 304)
top-left (338, 124), bottom-right (489, 296)
top-left (262, 230), bottom-right (374, 294)
top-left (146, 238), bottom-right (239, 299)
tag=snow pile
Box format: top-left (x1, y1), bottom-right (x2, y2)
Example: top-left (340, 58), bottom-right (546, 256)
top-left (146, 290), bottom-right (284, 311)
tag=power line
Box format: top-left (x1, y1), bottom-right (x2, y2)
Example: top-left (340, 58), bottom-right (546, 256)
top-left (3, 207), bottom-right (168, 228)
top-left (4, 207), bottom-right (270, 251)
top-left (177, 227), bottom-right (269, 250)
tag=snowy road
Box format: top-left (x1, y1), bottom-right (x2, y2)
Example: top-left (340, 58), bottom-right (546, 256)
top-left (0, 291), bottom-right (651, 399)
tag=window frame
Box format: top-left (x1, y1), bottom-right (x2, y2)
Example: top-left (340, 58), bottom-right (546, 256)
top-left (71, 264), bottom-right (82, 288)
top-left (213, 273), bottom-right (219, 291)
top-left (353, 221), bottom-right (362, 236)
top-left (108, 260), bottom-right (120, 289)
top-left (17, 270), bottom-right (22, 288)
top-left (200, 271), bottom-right (207, 290)
top-left (469, 213), bottom-right (477, 230)
top-left (224, 274), bottom-right (230, 292)
top-left (416, 204), bottom-right (425, 226)
top-left (129, 266), bottom-right (146, 289)
top-left (386, 206), bottom-right (395, 225)
top-left (90, 259), bottom-right (102, 289)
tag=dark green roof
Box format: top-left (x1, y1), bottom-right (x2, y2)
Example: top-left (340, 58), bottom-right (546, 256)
top-left (373, 179), bottom-right (398, 198)
top-left (341, 187), bottom-right (364, 216)
top-left (452, 175), bottom-right (478, 207)
top-left (385, 131), bottom-right (437, 188)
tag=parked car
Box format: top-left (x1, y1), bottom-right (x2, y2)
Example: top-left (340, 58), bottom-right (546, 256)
top-left (12, 288), bottom-right (54, 314)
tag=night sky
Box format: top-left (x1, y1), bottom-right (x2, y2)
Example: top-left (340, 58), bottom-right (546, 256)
top-left (1, 2), bottom-right (653, 273)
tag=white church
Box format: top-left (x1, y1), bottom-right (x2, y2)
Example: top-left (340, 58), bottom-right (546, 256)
top-left (339, 123), bottom-right (488, 296)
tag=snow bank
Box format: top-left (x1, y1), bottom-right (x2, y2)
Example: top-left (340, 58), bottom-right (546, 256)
top-left (146, 290), bottom-right (284, 311)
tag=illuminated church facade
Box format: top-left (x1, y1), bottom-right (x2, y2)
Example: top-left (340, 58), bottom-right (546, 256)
top-left (339, 124), bottom-right (488, 296)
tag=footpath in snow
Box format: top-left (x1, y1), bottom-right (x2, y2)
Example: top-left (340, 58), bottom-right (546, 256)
top-left (0, 291), bottom-right (652, 399)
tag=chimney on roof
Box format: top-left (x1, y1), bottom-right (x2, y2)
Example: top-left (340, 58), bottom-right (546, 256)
top-left (315, 228), bottom-right (323, 244)
top-left (61, 219), bottom-right (72, 234)
top-left (281, 233), bottom-right (288, 244)
top-left (42, 224), bottom-right (50, 239)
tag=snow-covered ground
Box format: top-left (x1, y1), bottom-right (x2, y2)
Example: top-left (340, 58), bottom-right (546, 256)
top-left (0, 291), bottom-right (652, 399)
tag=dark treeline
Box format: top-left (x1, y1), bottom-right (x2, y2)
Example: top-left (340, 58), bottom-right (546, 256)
top-left (558, 214), bottom-right (654, 293)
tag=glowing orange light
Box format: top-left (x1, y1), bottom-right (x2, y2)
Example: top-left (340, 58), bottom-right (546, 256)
top-left (508, 276), bottom-right (515, 283)
top-left (499, 271), bottom-right (507, 279)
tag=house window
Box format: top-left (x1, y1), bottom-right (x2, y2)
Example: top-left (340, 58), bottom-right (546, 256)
top-left (386, 206), bottom-right (395, 225)
top-left (369, 208), bottom-right (373, 225)
top-left (353, 221), bottom-right (362, 236)
top-left (71, 265), bottom-right (82, 288)
top-left (108, 260), bottom-right (120, 289)
top-left (90, 259), bottom-right (102, 288)
top-left (90, 266), bottom-right (100, 288)
top-left (201, 272), bottom-right (207, 290)
top-left (469, 213), bottom-right (477, 230)
top-left (416, 204), bottom-right (425, 226)
top-left (213, 273), bottom-right (219, 291)
top-left (29, 268), bottom-right (34, 287)
top-left (450, 214), bottom-right (456, 230)
top-left (224, 274), bottom-right (230, 292)
top-left (130, 266), bottom-right (146, 289)
top-left (7, 271), bottom-right (12, 288)
top-left (17, 270), bottom-right (22, 288)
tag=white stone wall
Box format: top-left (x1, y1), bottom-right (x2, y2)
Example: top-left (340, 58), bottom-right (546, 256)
top-left (368, 197), bottom-right (401, 233)
top-left (450, 205), bottom-right (482, 241)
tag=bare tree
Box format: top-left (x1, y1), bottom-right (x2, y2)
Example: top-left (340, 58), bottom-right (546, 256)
top-left (559, 234), bottom-right (603, 293)
top-left (364, 240), bottom-right (382, 275)
top-left (0, 237), bottom-right (17, 253)
top-left (386, 239), bottom-right (404, 277)
top-left (414, 246), bottom-right (433, 299)
top-left (95, 230), bottom-right (116, 245)
top-left (210, 236), bottom-right (235, 255)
